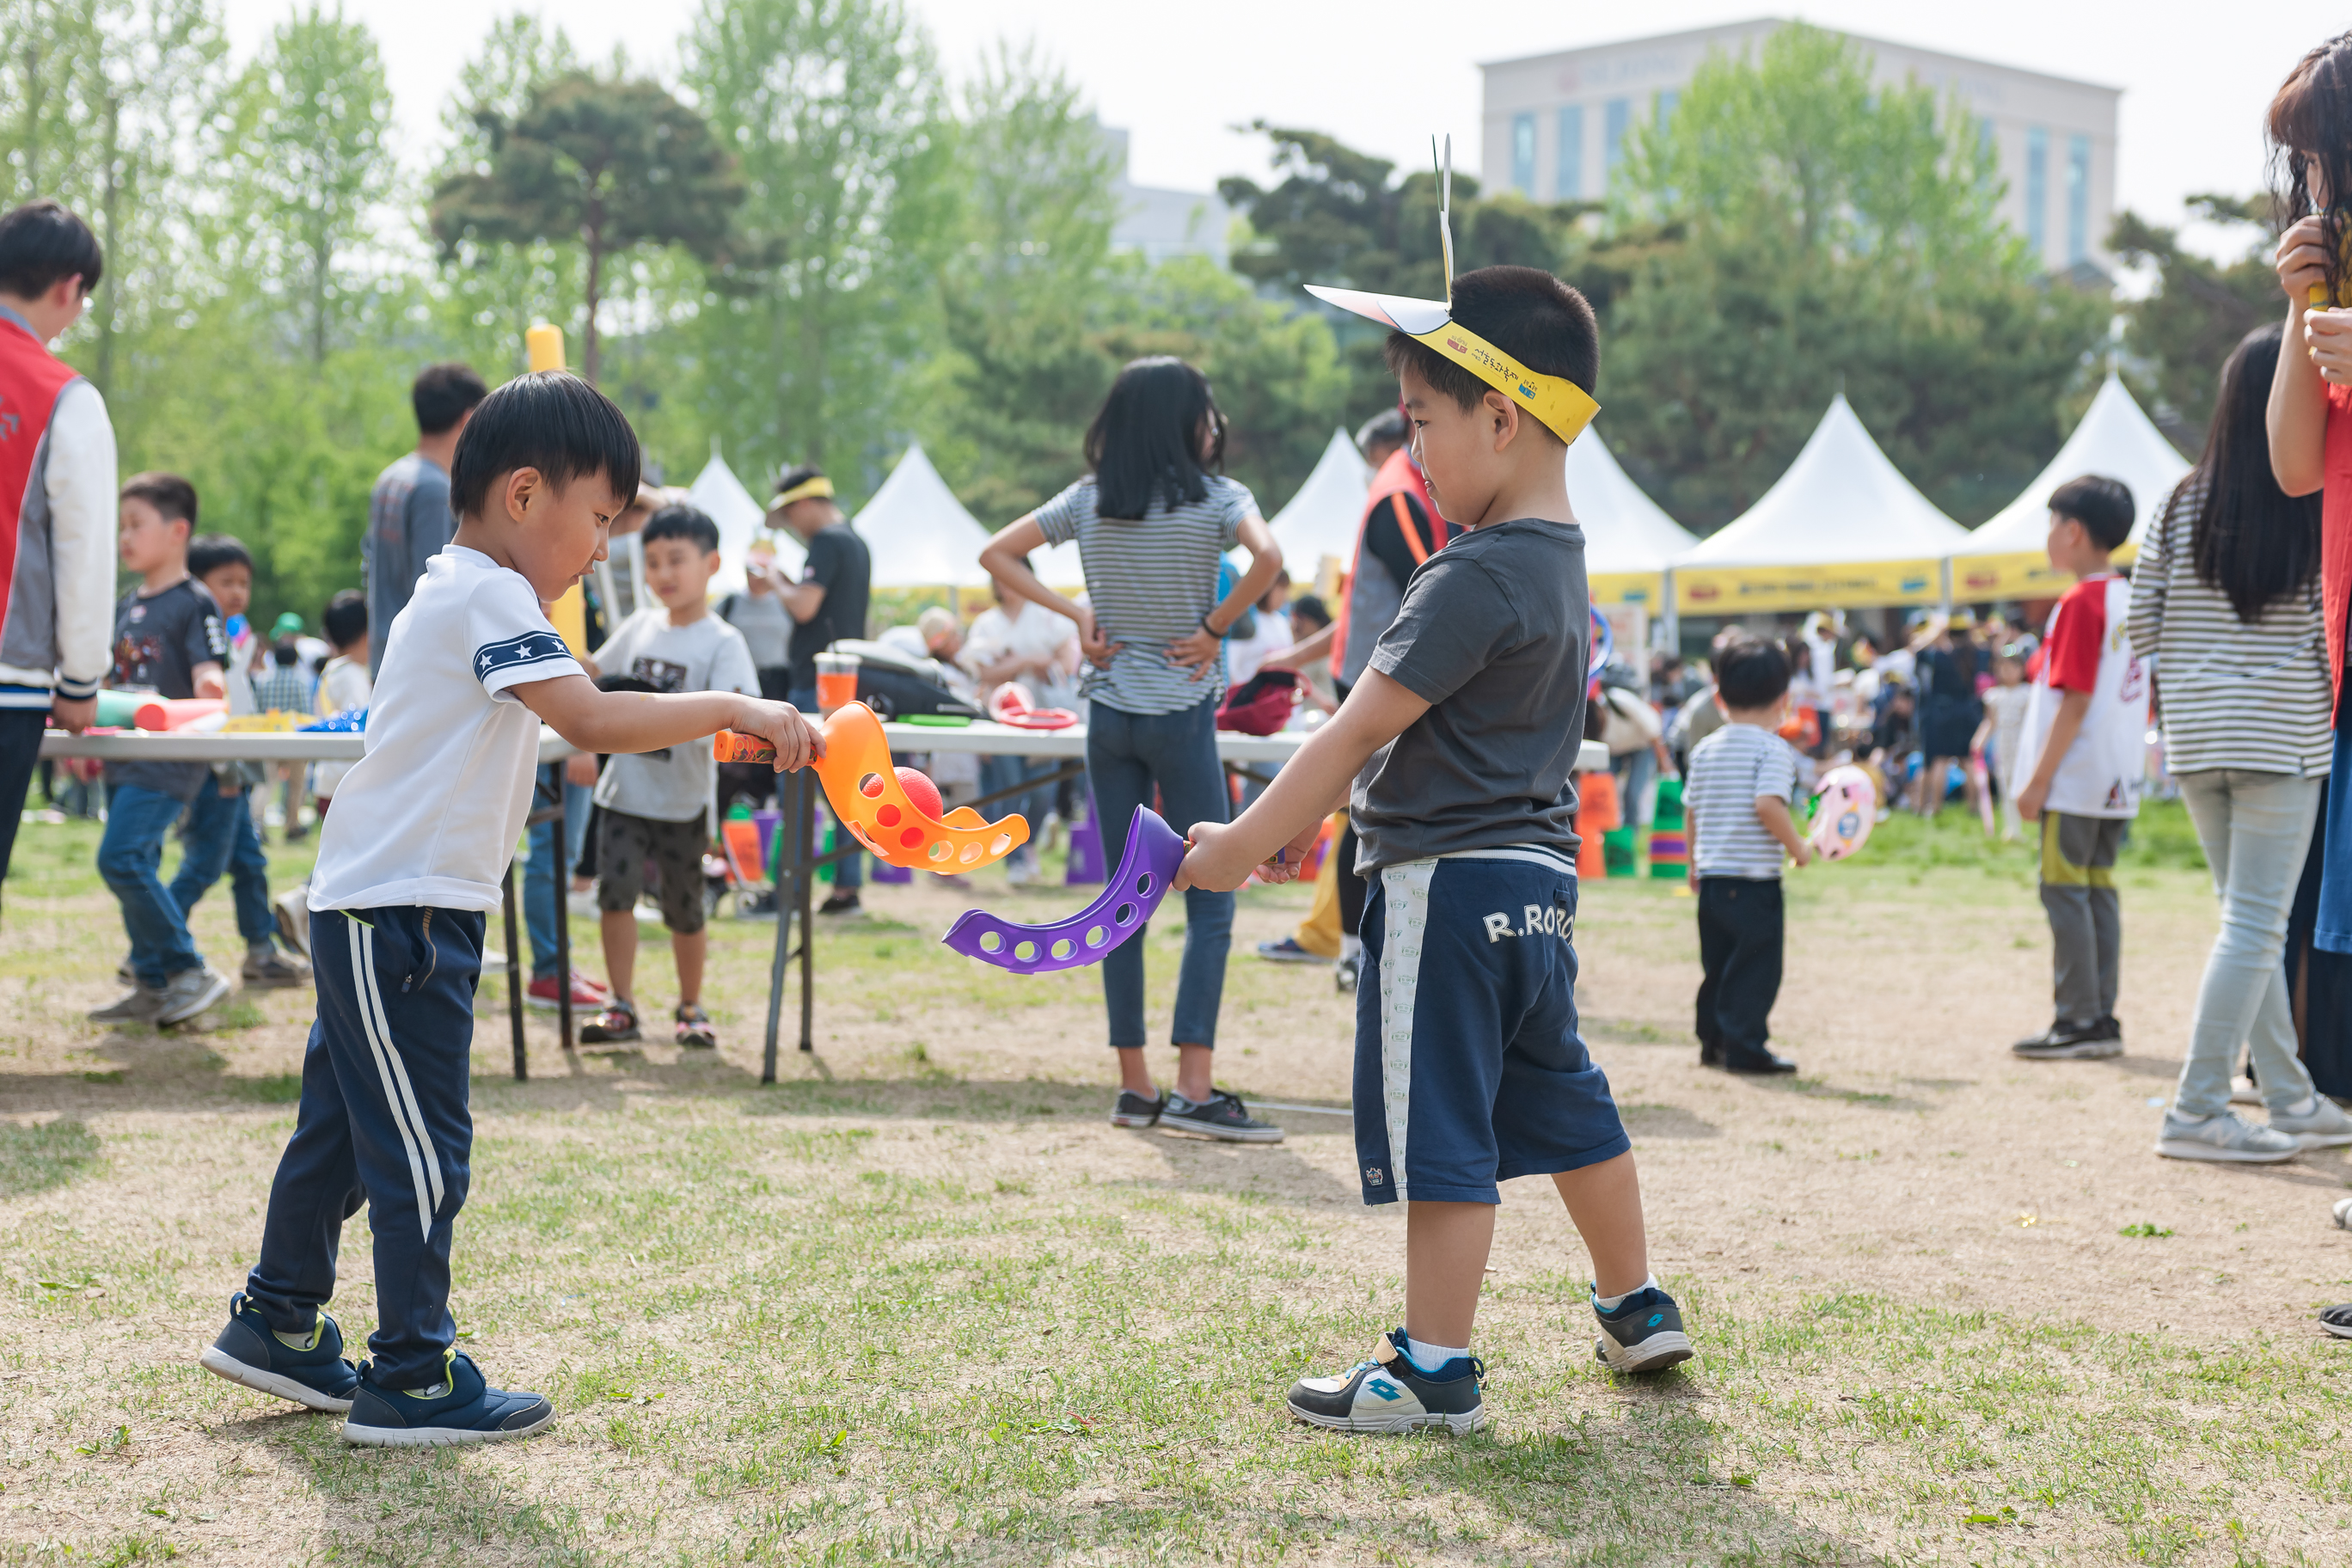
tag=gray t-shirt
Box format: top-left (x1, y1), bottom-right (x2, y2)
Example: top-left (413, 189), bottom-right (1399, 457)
top-left (720, 588), bottom-right (793, 671)
top-left (1351, 518), bottom-right (1589, 873)
top-left (364, 451), bottom-right (456, 675)
top-left (591, 609), bottom-right (760, 823)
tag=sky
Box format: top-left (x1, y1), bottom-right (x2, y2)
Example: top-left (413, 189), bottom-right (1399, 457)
top-left (221, 0), bottom-right (2319, 260)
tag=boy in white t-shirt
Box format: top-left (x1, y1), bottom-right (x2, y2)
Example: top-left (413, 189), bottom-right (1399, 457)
top-left (2009, 475), bottom-right (2147, 1061)
top-left (577, 504), bottom-right (758, 1050)
top-left (197, 373), bottom-right (821, 1449)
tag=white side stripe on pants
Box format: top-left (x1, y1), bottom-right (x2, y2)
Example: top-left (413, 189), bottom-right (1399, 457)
top-left (348, 919), bottom-right (444, 1240)
top-left (1377, 862), bottom-right (1436, 1204)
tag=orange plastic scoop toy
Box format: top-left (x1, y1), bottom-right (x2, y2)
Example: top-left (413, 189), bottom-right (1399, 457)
top-left (714, 701), bottom-right (1027, 874)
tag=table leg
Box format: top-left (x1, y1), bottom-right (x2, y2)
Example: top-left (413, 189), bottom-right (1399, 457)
top-left (502, 862), bottom-right (526, 1081)
top-left (553, 781), bottom-right (573, 1051)
top-left (762, 769), bottom-right (797, 1083)
top-left (799, 771), bottom-right (815, 1053)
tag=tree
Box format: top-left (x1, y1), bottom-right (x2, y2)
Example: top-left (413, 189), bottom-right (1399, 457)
top-left (910, 43), bottom-right (1121, 523)
top-left (683, 0), bottom-right (955, 495)
top-left (218, 5), bottom-right (398, 365)
top-left (2112, 195), bottom-right (2279, 451)
top-left (430, 70), bottom-right (742, 386)
top-left (1596, 23), bottom-right (2109, 528)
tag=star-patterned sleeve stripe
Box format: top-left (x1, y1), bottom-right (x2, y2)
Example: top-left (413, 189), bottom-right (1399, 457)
top-left (474, 630), bottom-right (573, 685)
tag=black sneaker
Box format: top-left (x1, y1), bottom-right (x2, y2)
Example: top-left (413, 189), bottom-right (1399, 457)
top-left (579, 998), bottom-right (640, 1044)
top-left (1720, 1050), bottom-right (1798, 1075)
top-left (1593, 1284), bottom-right (1694, 1373)
top-left (1288, 1330), bottom-right (1485, 1434)
top-left (1111, 1090), bottom-right (1164, 1128)
top-left (2321, 1303), bottom-right (2352, 1340)
top-left (341, 1350), bottom-right (554, 1449)
top-left (1334, 956), bottom-right (1359, 994)
top-left (198, 1291), bottom-right (361, 1412)
top-left (2012, 1018), bottom-right (2120, 1060)
top-left (818, 892), bottom-right (863, 916)
top-left (1161, 1088), bottom-right (1283, 1143)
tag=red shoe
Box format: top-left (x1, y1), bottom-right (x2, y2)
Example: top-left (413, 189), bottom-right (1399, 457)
top-left (525, 970), bottom-right (607, 1011)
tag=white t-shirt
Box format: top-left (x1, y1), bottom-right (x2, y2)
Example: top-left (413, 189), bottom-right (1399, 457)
top-left (592, 608), bottom-right (758, 823)
top-left (309, 547), bottom-right (581, 912)
top-left (1686, 722), bottom-right (1799, 879)
top-left (960, 600), bottom-right (1080, 710)
top-left (1227, 611), bottom-right (1293, 687)
top-left (310, 654), bottom-right (375, 799)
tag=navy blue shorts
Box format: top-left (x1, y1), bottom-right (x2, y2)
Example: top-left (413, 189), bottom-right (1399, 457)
top-left (1354, 849), bottom-right (1628, 1205)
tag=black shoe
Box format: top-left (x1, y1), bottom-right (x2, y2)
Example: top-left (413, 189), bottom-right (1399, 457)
top-left (1699, 1038), bottom-right (1723, 1069)
top-left (2012, 1018), bottom-right (2119, 1060)
top-left (2321, 1303), bottom-right (2352, 1340)
top-left (1593, 1284), bottom-right (1695, 1373)
top-left (579, 999), bottom-right (640, 1044)
top-left (1161, 1088), bottom-right (1283, 1143)
top-left (1110, 1090), bottom-right (1164, 1128)
top-left (818, 892), bottom-right (862, 916)
top-left (1720, 1050), bottom-right (1797, 1075)
top-left (1287, 1330), bottom-right (1485, 1434)
top-left (1334, 956), bottom-right (1359, 994)
top-left (2093, 1014), bottom-right (2123, 1044)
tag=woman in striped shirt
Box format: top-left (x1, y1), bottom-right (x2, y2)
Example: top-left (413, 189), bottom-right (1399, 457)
top-left (982, 357), bottom-right (1285, 1142)
top-left (2131, 322), bottom-right (2352, 1161)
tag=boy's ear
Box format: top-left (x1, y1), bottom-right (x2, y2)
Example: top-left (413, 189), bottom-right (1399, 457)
top-left (502, 467), bottom-right (542, 523)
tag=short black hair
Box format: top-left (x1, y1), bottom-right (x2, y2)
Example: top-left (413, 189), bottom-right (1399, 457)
top-left (2048, 475), bottom-right (2135, 551)
top-left (0, 199), bottom-right (102, 300)
top-left (1715, 635), bottom-right (1792, 709)
top-left (641, 503), bottom-right (720, 554)
top-left (413, 362), bottom-right (488, 436)
top-left (774, 463), bottom-right (827, 499)
top-left (322, 589), bottom-right (367, 650)
top-left (1382, 265), bottom-right (1598, 446)
top-left (1289, 593), bottom-right (1330, 630)
top-left (187, 532), bottom-right (253, 580)
top-left (121, 471), bottom-right (197, 529)
top-left (449, 371), bottom-right (642, 523)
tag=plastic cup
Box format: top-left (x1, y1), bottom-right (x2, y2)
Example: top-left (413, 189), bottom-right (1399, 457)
top-left (815, 650), bottom-right (860, 714)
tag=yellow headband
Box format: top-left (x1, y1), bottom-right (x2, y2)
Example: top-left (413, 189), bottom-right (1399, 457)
top-left (1302, 137), bottom-right (1597, 446)
top-left (769, 475), bottom-right (834, 509)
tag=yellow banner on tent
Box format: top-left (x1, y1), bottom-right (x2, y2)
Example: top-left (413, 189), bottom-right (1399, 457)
top-left (1675, 558), bottom-right (1945, 613)
top-left (1589, 571), bottom-right (1666, 609)
top-left (1950, 543), bottom-right (2138, 603)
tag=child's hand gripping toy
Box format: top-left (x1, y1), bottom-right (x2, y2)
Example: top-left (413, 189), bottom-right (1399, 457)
top-left (1806, 763), bottom-right (1877, 862)
top-left (714, 700), bottom-right (1028, 873)
top-left (943, 806), bottom-right (1185, 972)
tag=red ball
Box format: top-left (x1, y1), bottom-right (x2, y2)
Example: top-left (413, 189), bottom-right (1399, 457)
top-left (895, 765), bottom-right (943, 820)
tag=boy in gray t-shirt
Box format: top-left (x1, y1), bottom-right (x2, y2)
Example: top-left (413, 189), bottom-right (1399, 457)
top-left (1179, 263), bottom-right (1693, 1436)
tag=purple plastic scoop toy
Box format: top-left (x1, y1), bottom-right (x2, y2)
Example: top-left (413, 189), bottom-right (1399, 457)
top-left (942, 807), bottom-right (1185, 972)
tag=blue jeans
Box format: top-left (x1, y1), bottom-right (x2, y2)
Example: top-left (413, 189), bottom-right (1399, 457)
top-left (1087, 695), bottom-right (1233, 1048)
top-left (169, 781), bottom-right (276, 947)
top-left (791, 689), bottom-right (861, 889)
top-left (980, 753), bottom-right (1055, 855)
top-left (98, 781), bottom-right (205, 988)
top-left (524, 766), bottom-right (593, 981)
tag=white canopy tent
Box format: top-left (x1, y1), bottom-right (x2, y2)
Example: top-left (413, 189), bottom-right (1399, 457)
top-left (1948, 373), bottom-right (2191, 600)
top-left (685, 452), bottom-right (786, 596)
top-left (1266, 427), bottom-right (1371, 573)
top-left (1571, 427), bottom-right (1697, 611)
top-left (850, 443), bottom-right (995, 589)
top-left (1672, 394), bottom-right (1972, 612)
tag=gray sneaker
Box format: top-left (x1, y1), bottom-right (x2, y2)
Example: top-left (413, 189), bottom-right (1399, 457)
top-left (242, 947), bottom-right (309, 989)
top-left (2270, 1095), bottom-right (2352, 1150)
top-left (2155, 1109), bottom-right (2300, 1164)
top-left (89, 983), bottom-right (168, 1024)
top-left (156, 965), bottom-right (234, 1026)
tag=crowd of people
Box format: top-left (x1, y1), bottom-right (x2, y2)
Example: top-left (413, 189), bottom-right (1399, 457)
top-left (4, 21), bottom-right (2352, 1442)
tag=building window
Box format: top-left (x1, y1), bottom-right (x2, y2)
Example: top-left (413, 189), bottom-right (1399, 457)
top-left (1556, 105), bottom-right (1583, 199)
top-left (2024, 126), bottom-right (2048, 261)
top-left (1511, 113), bottom-right (1535, 198)
top-left (1656, 89), bottom-right (1680, 132)
top-left (1604, 98), bottom-right (1630, 178)
top-left (2066, 133), bottom-right (2091, 265)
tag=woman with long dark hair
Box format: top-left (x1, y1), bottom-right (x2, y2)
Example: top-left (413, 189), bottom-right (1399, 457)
top-left (981, 357), bottom-right (1284, 1141)
top-left (2135, 323), bottom-right (2350, 1161)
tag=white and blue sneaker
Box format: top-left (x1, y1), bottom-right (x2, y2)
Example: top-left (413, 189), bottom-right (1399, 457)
top-left (340, 1349), bottom-right (554, 1448)
top-left (198, 1292), bottom-right (361, 1412)
top-left (1592, 1284), bottom-right (1694, 1373)
top-left (1286, 1330), bottom-right (1485, 1434)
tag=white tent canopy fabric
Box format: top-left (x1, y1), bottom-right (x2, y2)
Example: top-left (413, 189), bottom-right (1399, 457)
top-left (686, 453), bottom-right (781, 595)
top-left (1949, 373), bottom-right (2191, 599)
top-left (851, 443), bottom-right (995, 589)
top-left (1673, 395), bottom-right (1971, 611)
top-left (1571, 427), bottom-right (1696, 607)
top-left (1266, 427), bottom-right (1371, 569)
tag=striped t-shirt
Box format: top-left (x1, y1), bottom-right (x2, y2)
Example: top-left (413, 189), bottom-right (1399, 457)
top-left (1033, 474), bottom-right (1255, 716)
top-left (1687, 722), bottom-right (1799, 879)
top-left (2124, 474), bottom-right (2333, 778)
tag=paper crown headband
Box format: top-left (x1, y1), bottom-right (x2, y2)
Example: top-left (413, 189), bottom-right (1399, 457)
top-left (769, 474), bottom-right (835, 509)
top-left (1305, 136), bottom-right (1599, 447)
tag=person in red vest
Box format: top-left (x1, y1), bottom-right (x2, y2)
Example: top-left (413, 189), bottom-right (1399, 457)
top-left (0, 199), bottom-right (115, 907)
top-left (1257, 407), bottom-right (1445, 988)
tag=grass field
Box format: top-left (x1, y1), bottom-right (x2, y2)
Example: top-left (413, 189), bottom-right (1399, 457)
top-left (4, 799), bottom-right (2351, 1566)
